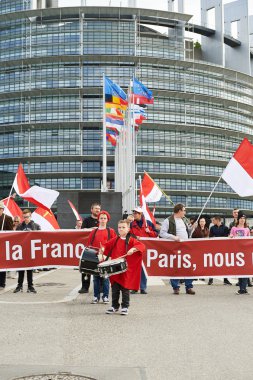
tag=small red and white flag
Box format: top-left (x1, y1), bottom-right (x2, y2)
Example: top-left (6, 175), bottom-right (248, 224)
top-left (140, 192), bottom-right (156, 225)
top-left (13, 164), bottom-right (59, 211)
top-left (32, 208), bottom-right (60, 231)
top-left (141, 172), bottom-right (162, 203)
top-left (1, 196), bottom-right (23, 220)
top-left (222, 138), bottom-right (253, 197)
top-left (68, 200), bottom-right (82, 222)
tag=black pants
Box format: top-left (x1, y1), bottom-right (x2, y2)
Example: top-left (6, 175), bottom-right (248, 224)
top-left (112, 282), bottom-right (130, 309)
top-left (18, 270), bottom-right (33, 287)
top-left (0, 272), bottom-right (6, 287)
top-left (81, 273), bottom-right (91, 290)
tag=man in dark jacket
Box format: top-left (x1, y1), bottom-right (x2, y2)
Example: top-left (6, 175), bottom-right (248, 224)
top-left (13, 209), bottom-right (41, 294)
top-left (208, 216), bottom-right (231, 285)
top-left (79, 202), bottom-right (101, 293)
top-left (0, 201), bottom-right (13, 289)
top-left (160, 203), bottom-right (196, 295)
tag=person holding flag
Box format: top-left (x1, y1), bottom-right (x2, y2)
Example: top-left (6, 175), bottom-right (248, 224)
top-left (130, 206), bottom-right (158, 294)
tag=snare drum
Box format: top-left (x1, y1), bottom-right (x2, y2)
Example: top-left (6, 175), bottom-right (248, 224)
top-left (97, 257), bottom-right (128, 277)
top-left (79, 246), bottom-right (99, 275)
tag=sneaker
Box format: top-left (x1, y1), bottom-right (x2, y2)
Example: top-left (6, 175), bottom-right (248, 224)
top-left (13, 286), bottom-right (23, 293)
top-left (91, 297), bottom-right (99, 304)
top-left (140, 289), bottom-right (148, 294)
top-left (236, 290), bottom-right (249, 295)
top-left (224, 279), bottom-right (232, 285)
top-left (130, 290), bottom-right (138, 294)
top-left (106, 307), bottom-right (119, 314)
top-left (27, 286), bottom-right (37, 293)
top-left (208, 279), bottom-right (213, 285)
top-left (173, 288), bottom-right (180, 295)
top-left (121, 308), bottom-right (128, 315)
top-left (78, 288), bottom-right (89, 294)
top-left (102, 297), bottom-right (110, 304)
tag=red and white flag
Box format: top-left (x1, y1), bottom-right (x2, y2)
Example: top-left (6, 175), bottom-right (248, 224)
top-left (1, 196), bottom-right (23, 220)
top-left (140, 192), bottom-right (156, 225)
top-left (32, 208), bottom-right (60, 231)
top-left (13, 164), bottom-right (59, 211)
top-left (141, 172), bottom-right (162, 203)
top-left (68, 200), bottom-right (82, 221)
top-left (222, 138), bottom-right (253, 197)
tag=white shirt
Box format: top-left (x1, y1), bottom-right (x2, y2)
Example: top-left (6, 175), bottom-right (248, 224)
top-left (175, 218), bottom-right (188, 240)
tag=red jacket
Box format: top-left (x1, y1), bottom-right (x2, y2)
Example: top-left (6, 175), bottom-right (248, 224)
top-left (130, 218), bottom-right (158, 238)
top-left (103, 235), bottom-right (145, 290)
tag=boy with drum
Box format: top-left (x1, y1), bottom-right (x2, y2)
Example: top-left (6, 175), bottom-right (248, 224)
top-left (87, 210), bottom-right (117, 304)
top-left (101, 219), bottom-right (146, 316)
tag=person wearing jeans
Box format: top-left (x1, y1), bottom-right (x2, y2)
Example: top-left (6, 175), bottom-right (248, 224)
top-left (130, 206), bottom-right (158, 294)
top-left (230, 212), bottom-right (250, 295)
top-left (160, 203), bottom-right (196, 295)
top-left (87, 210), bottom-right (116, 304)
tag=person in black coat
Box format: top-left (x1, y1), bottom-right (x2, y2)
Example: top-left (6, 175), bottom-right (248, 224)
top-left (208, 216), bottom-right (231, 286)
top-left (13, 209), bottom-right (41, 294)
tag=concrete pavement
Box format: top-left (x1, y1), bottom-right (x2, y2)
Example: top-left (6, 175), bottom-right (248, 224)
top-left (0, 269), bottom-right (253, 380)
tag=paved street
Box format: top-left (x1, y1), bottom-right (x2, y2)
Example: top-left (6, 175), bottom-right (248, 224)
top-left (0, 269), bottom-right (253, 380)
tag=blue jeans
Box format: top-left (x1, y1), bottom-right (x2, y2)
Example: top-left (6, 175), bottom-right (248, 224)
top-left (170, 279), bottom-right (193, 290)
top-left (93, 275), bottom-right (109, 300)
top-left (239, 278), bottom-right (248, 292)
top-left (140, 267), bottom-right (147, 291)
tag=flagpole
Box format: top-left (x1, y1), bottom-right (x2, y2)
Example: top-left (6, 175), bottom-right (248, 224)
top-left (190, 175), bottom-right (222, 237)
top-left (144, 171), bottom-right (174, 205)
top-left (131, 76), bottom-right (137, 212)
top-left (102, 73), bottom-right (107, 192)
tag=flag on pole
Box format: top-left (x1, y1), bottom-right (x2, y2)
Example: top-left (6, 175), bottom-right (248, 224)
top-left (13, 164), bottom-right (59, 211)
top-left (104, 76), bottom-right (128, 147)
top-left (141, 172), bottom-right (163, 203)
top-left (68, 200), bottom-right (82, 222)
top-left (132, 78), bottom-right (154, 105)
top-left (1, 196), bottom-right (23, 220)
top-left (32, 208), bottom-right (60, 231)
top-left (222, 138), bottom-right (253, 197)
top-left (105, 77), bottom-right (128, 106)
top-left (132, 104), bottom-right (147, 130)
top-left (139, 192), bottom-right (156, 225)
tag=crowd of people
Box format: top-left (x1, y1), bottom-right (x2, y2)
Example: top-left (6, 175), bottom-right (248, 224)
top-left (0, 200), bottom-right (252, 316)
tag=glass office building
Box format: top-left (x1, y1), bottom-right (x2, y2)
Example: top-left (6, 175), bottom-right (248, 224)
top-left (0, 1), bottom-right (253, 216)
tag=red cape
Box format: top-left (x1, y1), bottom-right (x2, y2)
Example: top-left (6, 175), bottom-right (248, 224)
top-left (103, 236), bottom-right (145, 290)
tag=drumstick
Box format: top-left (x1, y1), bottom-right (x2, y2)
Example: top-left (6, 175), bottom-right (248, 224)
top-left (116, 253), bottom-right (128, 259)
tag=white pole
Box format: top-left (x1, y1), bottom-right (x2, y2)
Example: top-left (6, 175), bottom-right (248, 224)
top-left (130, 77), bottom-right (136, 212)
top-left (102, 73), bottom-right (107, 192)
top-left (190, 175), bottom-right (222, 237)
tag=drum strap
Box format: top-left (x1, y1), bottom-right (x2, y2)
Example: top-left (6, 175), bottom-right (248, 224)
top-left (104, 233), bottom-right (134, 261)
top-left (90, 227), bottom-right (111, 246)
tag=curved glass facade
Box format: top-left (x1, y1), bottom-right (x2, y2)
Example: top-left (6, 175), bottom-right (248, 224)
top-left (1, 4), bottom-right (253, 215)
